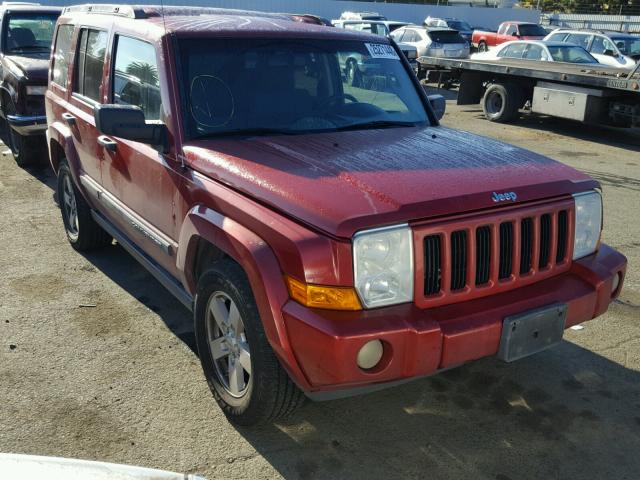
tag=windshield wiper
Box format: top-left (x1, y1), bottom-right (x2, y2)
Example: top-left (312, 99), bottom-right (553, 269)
top-left (195, 127), bottom-right (298, 139)
top-left (333, 120), bottom-right (417, 132)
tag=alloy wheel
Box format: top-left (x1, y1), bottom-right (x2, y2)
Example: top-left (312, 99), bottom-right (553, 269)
top-left (206, 291), bottom-right (252, 398)
top-left (62, 174), bottom-right (79, 239)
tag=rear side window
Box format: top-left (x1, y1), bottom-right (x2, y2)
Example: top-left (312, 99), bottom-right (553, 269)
top-left (112, 35), bottom-right (162, 120)
top-left (74, 28), bottom-right (108, 102)
top-left (51, 24), bottom-right (74, 87)
top-left (547, 32), bottom-right (567, 42)
top-left (498, 43), bottom-right (526, 58)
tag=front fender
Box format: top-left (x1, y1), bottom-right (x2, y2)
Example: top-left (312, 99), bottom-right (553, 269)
top-left (176, 205), bottom-right (312, 391)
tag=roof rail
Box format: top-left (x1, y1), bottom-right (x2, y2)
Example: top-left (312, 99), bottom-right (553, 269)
top-left (62, 4), bottom-right (145, 18)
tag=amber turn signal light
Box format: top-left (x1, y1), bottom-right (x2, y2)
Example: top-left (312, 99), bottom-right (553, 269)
top-left (286, 276), bottom-right (362, 311)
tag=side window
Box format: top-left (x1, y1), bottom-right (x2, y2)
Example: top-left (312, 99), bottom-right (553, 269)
top-left (401, 30), bottom-right (414, 42)
top-left (499, 43), bottom-right (526, 58)
top-left (565, 33), bottom-right (590, 50)
top-left (51, 24), bottom-right (74, 87)
top-left (74, 28), bottom-right (108, 102)
top-left (505, 25), bottom-right (517, 36)
top-left (524, 44), bottom-right (544, 60)
top-left (547, 32), bottom-right (567, 42)
top-left (112, 35), bottom-right (161, 120)
top-left (498, 24), bottom-right (506, 35)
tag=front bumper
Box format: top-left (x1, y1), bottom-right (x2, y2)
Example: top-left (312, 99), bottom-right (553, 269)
top-left (7, 114), bottom-right (47, 136)
top-left (283, 244), bottom-right (626, 399)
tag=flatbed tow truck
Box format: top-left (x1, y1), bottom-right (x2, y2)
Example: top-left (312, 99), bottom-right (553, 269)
top-left (418, 56), bottom-right (640, 127)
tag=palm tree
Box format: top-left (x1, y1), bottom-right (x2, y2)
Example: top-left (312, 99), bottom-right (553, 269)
top-left (126, 61), bottom-right (159, 86)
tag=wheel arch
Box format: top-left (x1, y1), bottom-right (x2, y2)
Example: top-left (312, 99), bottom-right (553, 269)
top-left (177, 205), bottom-right (312, 391)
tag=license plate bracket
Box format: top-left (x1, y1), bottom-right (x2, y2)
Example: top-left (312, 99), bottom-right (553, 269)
top-left (498, 303), bottom-right (567, 363)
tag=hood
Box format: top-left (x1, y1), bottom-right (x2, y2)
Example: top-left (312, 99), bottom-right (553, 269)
top-left (184, 126), bottom-right (596, 238)
top-left (5, 53), bottom-right (50, 82)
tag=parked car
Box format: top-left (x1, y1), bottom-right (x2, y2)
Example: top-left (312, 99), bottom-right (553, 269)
top-left (289, 14), bottom-right (332, 26)
top-left (472, 40), bottom-right (601, 65)
top-left (0, 453), bottom-right (206, 480)
top-left (391, 26), bottom-right (470, 59)
top-left (340, 11), bottom-right (386, 21)
top-left (381, 20), bottom-right (411, 32)
top-left (0, 2), bottom-right (61, 165)
top-left (544, 29), bottom-right (640, 70)
top-left (47, 4), bottom-right (626, 426)
top-left (332, 19), bottom-right (418, 69)
top-left (472, 21), bottom-right (548, 52)
top-left (424, 16), bottom-right (473, 42)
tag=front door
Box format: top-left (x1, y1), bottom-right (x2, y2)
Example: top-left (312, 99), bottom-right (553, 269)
top-left (98, 34), bottom-right (181, 275)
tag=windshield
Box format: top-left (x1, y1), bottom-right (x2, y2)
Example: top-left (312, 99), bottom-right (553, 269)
top-left (448, 21), bottom-right (472, 32)
top-left (178, 38), bottom-right (429, 139)
top-left (519, 24), bottom-right (547, 37)
top-left (3, 12), bottom-right (59, 53)
top-left (547, 45), bottom-right (597, 63)
top-left (610, 37), bottom-right (640, 56)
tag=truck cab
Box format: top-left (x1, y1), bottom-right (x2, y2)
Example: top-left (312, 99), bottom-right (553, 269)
top-left (46, 5), bottom-right (626, 426)
top-left (473, 21), bottom-right (547, 52)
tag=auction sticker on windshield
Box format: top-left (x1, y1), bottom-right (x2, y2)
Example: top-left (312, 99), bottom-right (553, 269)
top-left (365, 43), bottom-right (400, 59)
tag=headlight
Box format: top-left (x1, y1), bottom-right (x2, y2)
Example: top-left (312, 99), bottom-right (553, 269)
top-left (353, 224), bottom-right (414, 308)
top-left (26, 85), bottom-right (47, 96)
top-left (573, 191), bottom-right (602, 260)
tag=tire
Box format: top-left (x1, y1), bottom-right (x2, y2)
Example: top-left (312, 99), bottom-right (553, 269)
top-left (4, 99), bottom-right (42, 167)
top-left (478, 41), bottom-right (488, 53)
top-left (482, 83), bottom-right (522, 123)
top-left (194, 259), bottom-right (305, 426)
top-left (57, 160), bottom-right (112, 251)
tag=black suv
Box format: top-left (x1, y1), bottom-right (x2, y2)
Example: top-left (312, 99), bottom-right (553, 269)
top-left (0, 3), bottom-right (60, 165)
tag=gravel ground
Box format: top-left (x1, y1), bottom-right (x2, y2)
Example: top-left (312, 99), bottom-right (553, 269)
top-left (1, 97), bottom-right (639, 480)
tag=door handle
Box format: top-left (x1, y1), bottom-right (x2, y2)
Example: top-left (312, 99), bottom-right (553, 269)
top-left (98, 135), bottom-right (117, 152)
top-left (61, 112), bottom-right (76, 126)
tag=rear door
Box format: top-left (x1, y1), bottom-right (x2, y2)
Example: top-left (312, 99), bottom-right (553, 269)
top-left (98, 34), bottom-right (180, 273)
top-left (65, 27), bottom-right (109, 184)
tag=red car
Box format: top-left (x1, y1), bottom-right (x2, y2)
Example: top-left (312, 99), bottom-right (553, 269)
top-left (46, 5), bottom-right (626, 425)
top-left (473, 21), bottom-right (547, 52)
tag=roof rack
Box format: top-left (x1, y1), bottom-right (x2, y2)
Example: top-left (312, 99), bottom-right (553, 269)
top-left (62, 4), bottom-right (293, 20)
top-left (62, 4), bottom-right (145, 18)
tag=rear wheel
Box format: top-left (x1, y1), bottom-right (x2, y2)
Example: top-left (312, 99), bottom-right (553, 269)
top-left (482, 83), bottom-right (522, 123)
top-left (194, 259), bottom-right (305, 425)
top-left (478, 41), bottom-right (488, 53)
top-left (57, 160), bottom-right (112, 250)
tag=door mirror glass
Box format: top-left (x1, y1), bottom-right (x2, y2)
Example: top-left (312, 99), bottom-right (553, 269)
top-left (427, 93), bottom-right (446, 120)
top-left (94, 104), bottom-right (167, 152)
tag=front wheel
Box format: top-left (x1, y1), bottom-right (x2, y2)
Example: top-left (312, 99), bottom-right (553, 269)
top-left (194, 260), bottom-right (305, 425)
top-left (4, 99), bottom-right (43, 167)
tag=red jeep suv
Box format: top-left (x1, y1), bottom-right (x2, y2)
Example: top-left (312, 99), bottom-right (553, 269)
top-left (46, 5), bottom-right (627, 425)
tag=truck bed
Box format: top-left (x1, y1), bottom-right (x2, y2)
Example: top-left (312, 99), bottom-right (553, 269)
top-left (418, 56), bottom-right (639, 94)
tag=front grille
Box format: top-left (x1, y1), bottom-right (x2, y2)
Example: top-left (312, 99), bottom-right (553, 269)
top-left (475, 226), bottom-right (491, 285)
top-left (416, 200), bottom-right (574, 308)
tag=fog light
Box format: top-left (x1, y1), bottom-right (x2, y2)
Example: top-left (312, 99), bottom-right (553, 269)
top-left (611, 272), bottom-right (621, 296)
top-left (357, 340), bottom-right (384, 370)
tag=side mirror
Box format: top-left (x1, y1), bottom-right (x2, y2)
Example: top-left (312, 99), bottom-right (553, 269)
top-left (603, 48), bottom-right (617, 57)
top-left (427, 94), bottom-right (446, 121)
top-left (93, 104), bottom-right (168, 153)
